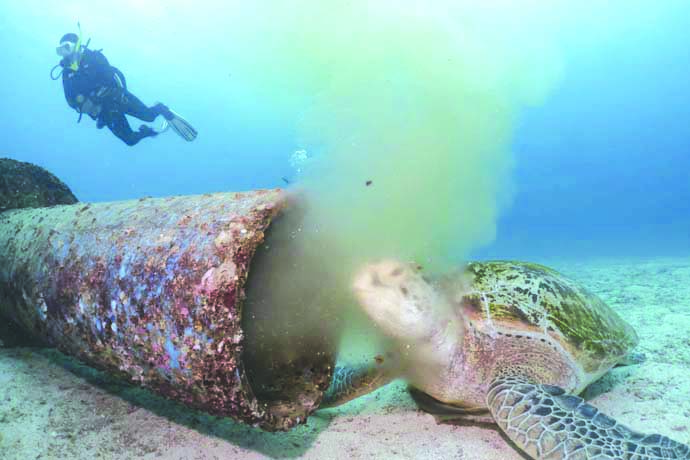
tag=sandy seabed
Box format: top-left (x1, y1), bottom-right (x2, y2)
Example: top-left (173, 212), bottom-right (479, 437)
top-left (1, 257), bottom-right (689, 460)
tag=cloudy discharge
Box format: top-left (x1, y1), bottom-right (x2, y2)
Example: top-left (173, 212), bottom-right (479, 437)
top-left (239, 1), bottom-right (567, 378)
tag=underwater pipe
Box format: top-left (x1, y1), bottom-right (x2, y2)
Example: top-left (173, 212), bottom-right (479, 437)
top-left (0, 190), bottom-right (334, 431)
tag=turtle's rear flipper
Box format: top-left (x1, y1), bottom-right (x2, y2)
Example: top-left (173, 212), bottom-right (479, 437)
top-left (409, 387), bottom-right (493, 424)
top-left (486, 376), bottom-right (690, 460)
top-left (616, 350), bottom-right (647, 367)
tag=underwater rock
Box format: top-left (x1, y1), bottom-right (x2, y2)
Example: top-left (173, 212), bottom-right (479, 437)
top-left (0, 158), bottom-right (78, 212)
top-left (0, 190), bottom-right (334, 431)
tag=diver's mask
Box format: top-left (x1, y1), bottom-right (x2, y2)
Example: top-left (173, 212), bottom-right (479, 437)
top-left (56, 32), bottom-right (82, 70)
top-left (56, 41), bottom-right (77, 58)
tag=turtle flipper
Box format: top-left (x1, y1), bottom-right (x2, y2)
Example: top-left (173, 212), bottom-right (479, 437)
top-left (616, 350), bottom-right (646, 367)
top-left (319, 356), bottom-right (396, 409)
top-left (486, 376), bottom-right (690, 460)
top-left (409, 387), bottom-right (493, 424)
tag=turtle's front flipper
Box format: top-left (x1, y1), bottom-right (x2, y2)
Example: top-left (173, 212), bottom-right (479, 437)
top-left (486, 376), bottom-right (690, 460)
top-left (319, 355), bottom-right (396, 409)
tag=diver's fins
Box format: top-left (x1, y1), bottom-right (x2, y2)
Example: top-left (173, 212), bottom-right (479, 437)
top-left (153, 118), bottom-right (170, 134)
top-left (166, 109), bottom-right (198, 142)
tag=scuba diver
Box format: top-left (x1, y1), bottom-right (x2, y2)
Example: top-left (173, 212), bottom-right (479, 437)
top-left (51, 30), bottom-right (197, 146)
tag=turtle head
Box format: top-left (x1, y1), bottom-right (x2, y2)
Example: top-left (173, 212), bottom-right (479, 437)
top-left (352, 260), bottom-right (442, 342)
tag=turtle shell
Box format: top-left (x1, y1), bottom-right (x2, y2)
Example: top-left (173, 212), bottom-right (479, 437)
top-left (448, 261), bottom-right (638, 376)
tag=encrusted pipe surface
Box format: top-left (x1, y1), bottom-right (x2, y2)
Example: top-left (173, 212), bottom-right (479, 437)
top-left (0, 190), bottom-right (333, 430)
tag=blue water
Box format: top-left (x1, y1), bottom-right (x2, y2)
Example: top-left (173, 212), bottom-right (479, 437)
top-left (502, 10), bottom-right (690, 260)
top-left (1, 1), bottom-right (689, 261)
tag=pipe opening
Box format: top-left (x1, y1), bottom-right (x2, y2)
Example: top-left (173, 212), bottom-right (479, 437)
top-left (242, 206), bottom-right (339, 422)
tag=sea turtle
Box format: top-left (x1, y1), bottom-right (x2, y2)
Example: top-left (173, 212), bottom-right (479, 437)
top-left (322, 260), bottom-right (690, 460)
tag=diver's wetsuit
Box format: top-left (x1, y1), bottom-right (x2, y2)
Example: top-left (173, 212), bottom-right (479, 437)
top-left (60, 49), bottom-right (171, 146)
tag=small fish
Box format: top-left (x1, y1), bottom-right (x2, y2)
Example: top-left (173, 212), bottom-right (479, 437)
top-left (365, 180), bottom-right (373, 186)
top-left (281, 177), bottom-right (291, 185)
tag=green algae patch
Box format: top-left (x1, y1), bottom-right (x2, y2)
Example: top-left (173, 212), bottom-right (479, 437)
top-left (0, 158), bottom-right (77, 212)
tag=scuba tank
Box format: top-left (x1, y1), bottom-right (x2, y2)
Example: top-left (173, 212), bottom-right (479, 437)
top-left (111, 67), bottom-right (127, 90)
